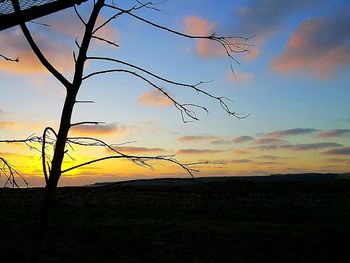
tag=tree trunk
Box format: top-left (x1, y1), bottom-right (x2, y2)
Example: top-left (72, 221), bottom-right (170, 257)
top-left (31, 1), bottom-right (105, 261)
top-left (33, 89), bottom-right (77, 262)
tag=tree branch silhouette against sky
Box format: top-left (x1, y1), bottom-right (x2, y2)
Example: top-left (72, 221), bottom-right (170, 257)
top-left (0, 0), bottom-right (349, 187)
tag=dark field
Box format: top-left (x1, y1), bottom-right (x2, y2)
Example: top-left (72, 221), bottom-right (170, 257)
top-left (1, 174), bottom-right (350, 262)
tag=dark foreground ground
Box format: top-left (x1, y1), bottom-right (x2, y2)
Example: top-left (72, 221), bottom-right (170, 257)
top-left (1, 173), bottom-right (350, 262)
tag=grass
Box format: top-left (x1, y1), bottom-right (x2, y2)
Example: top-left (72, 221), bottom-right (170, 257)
top-left (1, 176), bottom-right (350, 262)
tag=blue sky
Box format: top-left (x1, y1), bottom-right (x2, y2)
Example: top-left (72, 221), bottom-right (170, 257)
top-left (0, 0), bottom-right (349, 186)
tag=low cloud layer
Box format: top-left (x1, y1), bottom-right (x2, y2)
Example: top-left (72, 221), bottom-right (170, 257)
top-left (178, 149), bottom-right (224, 155)
top-left (178, 135), bottom-right (219, 142)
top-left (252, 142), bottom-right (343, 152)
top-left (321, 147), bottom-right (350, 156)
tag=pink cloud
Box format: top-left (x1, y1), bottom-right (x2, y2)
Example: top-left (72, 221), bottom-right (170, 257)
top-left (0, 121), bottom-right (16, 129)
top-left (0, 10), bottom-right (118, 76)
top-left (138, 90), bottom-right (172, 107)
top-left (184, 16), bottom-right (224, 57)
top-left (227, 71), bottom-right (255, 84)
top-left (272, 9), bottom-right (350, 78)
top-left (318, 129), bottom-right (350, 138)
top-left (70, 123), bottom-right (133, 136)
top-left (0, 28), bottom-right (73, 75)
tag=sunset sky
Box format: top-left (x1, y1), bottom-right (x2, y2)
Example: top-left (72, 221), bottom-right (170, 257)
top-left (0, 0), bottom-right (349, 186)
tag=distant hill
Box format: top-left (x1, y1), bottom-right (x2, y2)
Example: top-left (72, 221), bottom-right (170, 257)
top-left (92, 172), bottom-right (349, 188)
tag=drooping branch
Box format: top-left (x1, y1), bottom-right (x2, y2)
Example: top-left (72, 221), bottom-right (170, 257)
top-left (82, 68), bottom-right (210, 122)
top-left (83, 60), bottom-right (249, 121)
top-left (61, 154), bottom-right (197, 176)
top-left (62, 135), bottom-right (198, 178)
top-left (0, 157), bottom-right (28, 188)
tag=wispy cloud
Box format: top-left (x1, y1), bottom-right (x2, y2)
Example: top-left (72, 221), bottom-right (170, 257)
top-left (211, 139), bottom-right (232, 145)
top-left (233, 149), bottom-right (250, 155)
top-left (178, 135), bottom-right (219, 142)
top-left (272, 7), bottom-right (350, 78)
top-left (138, 89), bottom-right (172, 107)
top-left (280, 143), bottom-right (342, 151)
top-left (325, 158), bottom-right (350, 164)
top-left (254, 138), bottom-right (287, 145)
top-left (178, 149), bottom-right (225, 155)
top-left (255, 155), bottom-right (286, 160)
top-left (233, 136), bottom-right (254, 143)
top-left (0, 121), bottom-right (16, 129)
top-left (230, 159), bottom-right (253, 164)
top-left (318, 129), bottom-right (350, 138)
top-left (265, 128), bottom-right (319, 138)
top-left (70, 123), bottom-right (133, 136)
top-left (321, 147), bottom-right (350, 156)
top-left (251, 142), bottom-right (342, 152)
top-left (110, 146), bottom-right (167, 155)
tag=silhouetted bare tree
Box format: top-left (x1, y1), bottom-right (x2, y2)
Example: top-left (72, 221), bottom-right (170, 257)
top-left (1, 0), bottom-right (251, 261)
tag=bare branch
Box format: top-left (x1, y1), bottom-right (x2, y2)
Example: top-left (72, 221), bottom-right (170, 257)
top-left (61, 154), bottom-right (197, 177)
top-left (84, 59), bottom-right (249, 120)
top-left (70, 121), bottom-right (105, 127)
top-left (91, 35), bottom-right (119, 48)
top-left (0, 54), bottom-right (19, 62)
top-left (105, 4), bottom-right (251, 41)
top-left (74, 4), bottom-right (87, 26)
top-left (0, 157), bottom-right (28, 188)
top-left (94, 0), bottom-right (166, 35)
top-left (82, 68), bottom-right (210, 121)
top-left (76, 100), bottom-right (95, 103)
